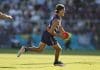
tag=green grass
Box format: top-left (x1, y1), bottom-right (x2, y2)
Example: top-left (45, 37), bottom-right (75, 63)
top-left (0, 49), bottom-right (100, 70)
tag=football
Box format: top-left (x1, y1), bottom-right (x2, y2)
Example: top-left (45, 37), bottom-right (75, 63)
top-left (61, 32), bottom-right (69, 39)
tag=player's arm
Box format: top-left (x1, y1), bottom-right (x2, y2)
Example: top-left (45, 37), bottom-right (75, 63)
top-left (59, 25), bottom-right (72, 39)
top-left (0, 12), bottom-right (12, 19)
top-left (59, 26), bottom-right (65, 33)
top-left (48, 19), bottom-right (59, 36)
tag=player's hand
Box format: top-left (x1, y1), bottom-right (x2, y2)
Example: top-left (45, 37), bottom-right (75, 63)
top-left (60, 32), bottom-right (72, 40)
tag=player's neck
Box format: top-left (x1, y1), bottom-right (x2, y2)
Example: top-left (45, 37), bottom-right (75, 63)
top-left (56, 13), bottom-right (62, 18)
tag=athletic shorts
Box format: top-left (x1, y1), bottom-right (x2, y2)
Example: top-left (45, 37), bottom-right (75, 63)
top-left (41, 31), bottom-right (57, 46)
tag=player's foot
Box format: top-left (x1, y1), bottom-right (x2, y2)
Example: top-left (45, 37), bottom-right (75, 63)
top-left (54, 61), bottom-right (64, 66)
top-left (17, 46), bottom-right (25, 57)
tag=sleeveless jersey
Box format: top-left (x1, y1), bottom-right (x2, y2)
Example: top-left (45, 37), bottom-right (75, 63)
top-left (47, 14), bottom-right (61, 33)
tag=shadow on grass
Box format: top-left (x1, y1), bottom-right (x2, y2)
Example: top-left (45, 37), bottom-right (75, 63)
top-left (18, 61), bottom-right (100, 67)
top-left (19, 63), bottom-right (52, 65)
top-left (65, 61), bottom-right (100, 65)
top-left (1, 62), bottom-right (99, 69)
top-left (0, 66), bottom-right (53, 69)
top-left (0, 67), bottom-right (16, 69)
top-left (17, 63), bottom-right (54, 68)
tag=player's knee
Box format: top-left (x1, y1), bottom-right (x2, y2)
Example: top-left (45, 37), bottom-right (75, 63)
top-left (56, 47), bottom-right (62, 51)
top-left (59, 47), bottom-right (62, 51)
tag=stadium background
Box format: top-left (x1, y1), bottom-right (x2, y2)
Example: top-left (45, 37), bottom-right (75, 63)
top-left (0, 0), bottom-right (99, 50)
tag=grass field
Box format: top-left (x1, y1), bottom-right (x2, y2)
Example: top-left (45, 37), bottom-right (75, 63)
top-left (0, 49), bottom-right (100, 70)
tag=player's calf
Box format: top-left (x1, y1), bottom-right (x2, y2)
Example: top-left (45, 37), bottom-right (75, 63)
top-left (17, 46), bottom-right (26, 57)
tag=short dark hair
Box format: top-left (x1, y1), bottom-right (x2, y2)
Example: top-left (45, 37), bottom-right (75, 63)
top-left (55, 4), bottom-right (65, 13)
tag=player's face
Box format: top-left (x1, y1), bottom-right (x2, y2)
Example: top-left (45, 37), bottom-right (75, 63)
top-left (59, 8), bottom-right (65, 17)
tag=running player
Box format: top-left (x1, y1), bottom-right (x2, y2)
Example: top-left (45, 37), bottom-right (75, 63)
top-left (17, 4), bottom-right (66, 66)
top-left (0, 12), bottom-right (12, 19)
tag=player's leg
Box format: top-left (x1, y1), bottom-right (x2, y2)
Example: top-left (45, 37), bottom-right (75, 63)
top-left (17, 42), bottom-right (46, 57)
top-left (25, 42), bottom-right (46, 52)
top-left (52, 43), bottom-right (64, 66)
top-left (17, 45), bottom-right (26, 57)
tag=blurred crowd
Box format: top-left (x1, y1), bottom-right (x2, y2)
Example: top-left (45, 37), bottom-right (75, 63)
top-left (0, 0), bottom-right (99, 49)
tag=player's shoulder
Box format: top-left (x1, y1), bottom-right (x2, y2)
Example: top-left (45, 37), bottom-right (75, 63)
top-left (49, 14), bottom-right (60, 25)
top-left (52, 19), bottom-right (60, 25)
